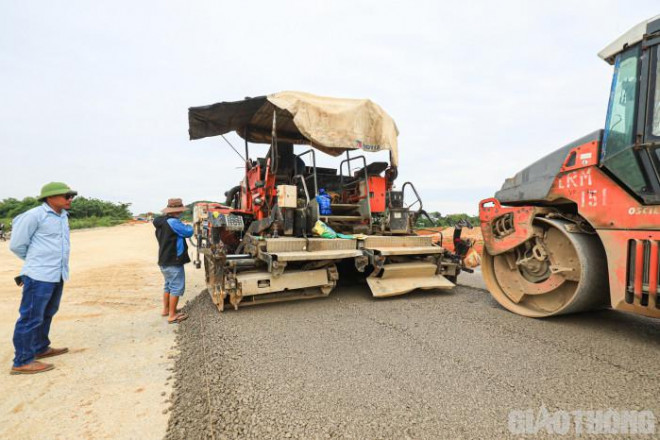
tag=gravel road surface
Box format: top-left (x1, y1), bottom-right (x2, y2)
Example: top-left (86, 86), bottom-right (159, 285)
top-left (166, 277), bottom-right (660, 439)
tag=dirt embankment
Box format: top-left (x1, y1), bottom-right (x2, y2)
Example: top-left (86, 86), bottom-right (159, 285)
top-left (0, 223), bottom-right (205, 440)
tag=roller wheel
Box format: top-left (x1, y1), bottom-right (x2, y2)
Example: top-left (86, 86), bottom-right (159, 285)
top-left (482, 218), bottom-right (609, 317)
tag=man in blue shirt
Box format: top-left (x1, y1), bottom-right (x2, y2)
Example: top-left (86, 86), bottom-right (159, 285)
top-left (154, 198), bottom-right (193, 324)
top-left (9, 182), bottom-right (77, 375)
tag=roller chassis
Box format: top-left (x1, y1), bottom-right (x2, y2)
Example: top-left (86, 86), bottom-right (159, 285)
top-left (480, 137), bottom-right (660, 318)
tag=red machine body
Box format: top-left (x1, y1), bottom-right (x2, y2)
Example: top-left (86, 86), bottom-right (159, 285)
top-left (479, 16), bottom-right (660, 318)
top-left (480, 137), bottom-right (660, 318)
top-left (240, 159), bottom-right (277, 220)
top-left (351, 176), bottom-right (387, 213)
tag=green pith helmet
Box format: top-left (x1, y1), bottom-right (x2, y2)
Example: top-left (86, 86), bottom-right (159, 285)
top-left (38, 182), bottom-right (78, 201)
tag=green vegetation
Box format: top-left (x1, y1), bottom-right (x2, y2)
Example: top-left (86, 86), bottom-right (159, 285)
top-left (414, 212), bottom-right (480, 229)
top-left (0, 197), bottom-right (132, 230)
top-left (68, 216), bottom-right (129, 229)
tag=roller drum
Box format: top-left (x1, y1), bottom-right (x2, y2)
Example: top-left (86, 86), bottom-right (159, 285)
top-left (482, 218), bottom-right (609, 317)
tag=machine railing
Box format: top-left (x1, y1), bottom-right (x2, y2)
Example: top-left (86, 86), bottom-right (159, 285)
top-left (339, 154), bottom-right (372, 226)
top-left (294, 149), bottom-right (319, 196)
top-left (339, 154), bottom-right (370, 196)
top-left (292, 174), bottom-right (311, 208)
top-left (292, 174), bottom-right (312, 237)
top-left (401, 181), bottom-right (423, 212)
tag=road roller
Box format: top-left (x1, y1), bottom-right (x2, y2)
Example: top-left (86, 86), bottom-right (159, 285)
top-left (479, 15), bottom-right (660, 318)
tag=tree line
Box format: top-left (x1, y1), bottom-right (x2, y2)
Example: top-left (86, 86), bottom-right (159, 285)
top-left (414, 211), bottom-right (480, 229)
top-left (0, 197), bottom-right (132, 229)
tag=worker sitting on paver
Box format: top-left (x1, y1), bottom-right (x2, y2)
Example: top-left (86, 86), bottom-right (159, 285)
top-left (154, 198), bottom-right (193, 324)
top-left (9, 182), bottom-right (77, 375)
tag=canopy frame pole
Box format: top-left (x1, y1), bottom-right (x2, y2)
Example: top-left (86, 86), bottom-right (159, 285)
top-left (271, 110), bottom-right (279, 173)
top-left (244, 127), bottom-right (250, 172)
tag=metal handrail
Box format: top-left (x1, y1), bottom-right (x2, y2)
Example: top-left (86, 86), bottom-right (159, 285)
top-left (294, 149), bottom-right (318, 196)
top-left (339, 155), bottom-right (368, 187)
top-left (292, 174), bottom-right (313, 238)
top-left (401, 181), bottom-right (423, 211)
top-left (292, 174), bottom-right (311, 208)
top-left (339, 155), bottom-right (371, 227)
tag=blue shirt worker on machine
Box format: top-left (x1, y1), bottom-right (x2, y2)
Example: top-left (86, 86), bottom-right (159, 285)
top-left (9, 182), bottom-right (77, 375)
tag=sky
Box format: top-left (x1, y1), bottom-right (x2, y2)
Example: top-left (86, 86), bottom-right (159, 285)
top-left (1, 1), bottom-right (658, 215)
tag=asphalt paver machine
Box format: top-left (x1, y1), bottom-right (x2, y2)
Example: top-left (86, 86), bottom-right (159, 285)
top-left (188, 92), bottom-right (468, 311)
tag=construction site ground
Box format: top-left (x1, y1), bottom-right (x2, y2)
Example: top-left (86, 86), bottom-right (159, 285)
top-left (0, 223), bottom-right (204, 440)
top-left (1, 224), bottom-right (659, 439)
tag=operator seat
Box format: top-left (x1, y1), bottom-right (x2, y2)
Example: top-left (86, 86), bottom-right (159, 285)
top-left (353, 161), bottom-right (389, 177)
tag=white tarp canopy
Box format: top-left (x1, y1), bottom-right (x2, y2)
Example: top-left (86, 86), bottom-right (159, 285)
top-left (188, 91), bottom-right (400, 166)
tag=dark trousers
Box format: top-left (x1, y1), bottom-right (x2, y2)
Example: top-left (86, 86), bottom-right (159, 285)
top-left (12, 276), bottom-right (63, 367)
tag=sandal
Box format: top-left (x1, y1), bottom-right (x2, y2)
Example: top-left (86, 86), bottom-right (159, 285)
top-left (168, 313), bottom-right (188, 324)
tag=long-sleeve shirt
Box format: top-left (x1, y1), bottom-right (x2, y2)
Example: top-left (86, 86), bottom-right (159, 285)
top-left (10, 203), bottom-right (71, 283)
top-left (166, 217), bottom-right (193, 256)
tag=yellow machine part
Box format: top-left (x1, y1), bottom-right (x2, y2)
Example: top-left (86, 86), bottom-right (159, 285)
top-left (367, 262), bottom-right (454, 297)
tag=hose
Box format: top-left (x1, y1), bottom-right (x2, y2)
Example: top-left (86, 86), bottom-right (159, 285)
top-left (224, 185), bottom-right (241, 208)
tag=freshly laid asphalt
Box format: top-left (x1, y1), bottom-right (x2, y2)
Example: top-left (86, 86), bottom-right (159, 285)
top-left (166, 272), bottom-right (660, 439)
